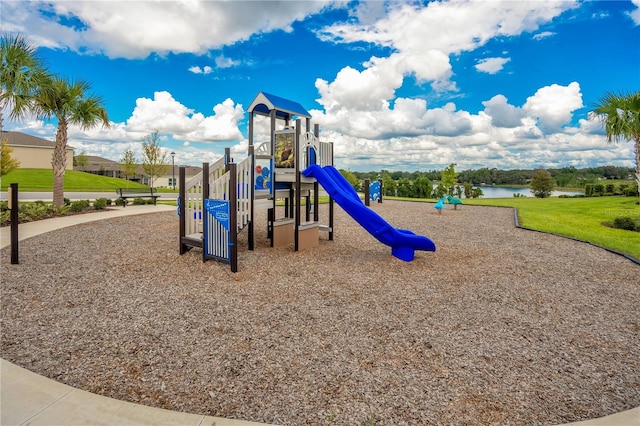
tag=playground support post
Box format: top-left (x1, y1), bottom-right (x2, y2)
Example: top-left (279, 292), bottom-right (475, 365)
top-left (229, 163), bottom-right (238, 273)
top-left (378, 179), bottom-right (383, 203)
top-left (294, 119), bottom-right (301, 252)
top-left (9, 183), bottom-right (18, 264)
top-left (364, 179), bottom-right (371, 207)
top-left (179, 166), bottom-right (187, 254)
top-left (313, 125), bottom-right (319, 222)
top-left (248, 145), bottom-right (255, 251)
top-left (201, 162), bottom-right (210, 263)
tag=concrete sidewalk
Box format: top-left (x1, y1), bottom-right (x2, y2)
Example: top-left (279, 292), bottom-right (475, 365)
top-left (1, 206), bottom-right (638, 426)
top-left (0, 204), bottom-right (176, 250)
top-left (1, 359), bottom-right (270, 426)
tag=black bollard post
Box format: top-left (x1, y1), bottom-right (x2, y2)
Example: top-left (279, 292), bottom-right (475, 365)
top-left (9, 183), bottom-right (18, 264)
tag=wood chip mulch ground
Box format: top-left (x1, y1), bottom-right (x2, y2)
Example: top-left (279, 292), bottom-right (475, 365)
top-left (1, 201), bottom-right (639, 425)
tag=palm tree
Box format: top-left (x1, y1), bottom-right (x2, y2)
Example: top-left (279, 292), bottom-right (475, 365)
top-left (590, 91), bottom-right (640, 204)
top-left (2, 33), bottom-right (110, 208)
top-left (0, 32), bottom-right (52, 126)
top-left (37, 76), bottom-right (110, 208)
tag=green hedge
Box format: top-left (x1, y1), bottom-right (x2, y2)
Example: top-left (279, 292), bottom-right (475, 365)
top-left (585, 183), bottom-right (638, 197)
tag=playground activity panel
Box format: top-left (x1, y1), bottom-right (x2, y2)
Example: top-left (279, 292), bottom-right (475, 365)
top-left (178, 92), bottom-right (436, 272)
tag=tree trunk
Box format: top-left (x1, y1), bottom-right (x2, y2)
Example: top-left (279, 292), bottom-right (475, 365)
top-left (52, 121), bottom-right (68, 209)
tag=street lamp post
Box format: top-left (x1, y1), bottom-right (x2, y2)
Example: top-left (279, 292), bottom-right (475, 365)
top-left (171, 151), bottom-right (175, 190)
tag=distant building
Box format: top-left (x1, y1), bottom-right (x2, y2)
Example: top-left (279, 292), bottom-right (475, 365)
top-left (77, 155), bottom-right (201, 188)
top-left (1, 131), bottom-right (74, 170)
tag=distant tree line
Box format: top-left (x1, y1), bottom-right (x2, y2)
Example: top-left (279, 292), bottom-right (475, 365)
top-left (348, 165), bottom-right (633, 188)
top-left (341, 165), bottom-right (635, 199)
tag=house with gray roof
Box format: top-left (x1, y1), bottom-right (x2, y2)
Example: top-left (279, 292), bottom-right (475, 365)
top-left (77, 155), bottom-right (201, 188)
top-left (2, 131), bottom-right (74, 170)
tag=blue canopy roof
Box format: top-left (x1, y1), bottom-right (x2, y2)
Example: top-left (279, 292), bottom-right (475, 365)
top-left (248, 92), bottom-right (311, 120)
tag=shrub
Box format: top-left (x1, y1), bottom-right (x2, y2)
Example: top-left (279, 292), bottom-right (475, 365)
top-left (585, 184), bottom-right (594, 197)
top-left (0, 201), bottom-right (58, 225)
top-left (605, 183), bottom-right (615, 194)
top-left (593, 184), bottom-right (604, 195)
top-left (624, 185), bottom-right (639, 197)
top-left (132, 197), bottom-right (147, 205)
top-left (114, 198), bottom-right (127, 206)
top-left (612, 216), bottom-right (639, 231)
top-left (70, 199), bottom-right (91, 212)
top-left (93, 198), bottom-right (108, 210)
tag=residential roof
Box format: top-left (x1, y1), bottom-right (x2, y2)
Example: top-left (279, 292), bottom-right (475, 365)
top-left (76, 155), bottom-right (202, 177)
top-left (248, 92), bottom-right (311, 120)
top-left (2, 131), bottom-right (74, 150)
top-left (83, 155), bottom-right (121, 172)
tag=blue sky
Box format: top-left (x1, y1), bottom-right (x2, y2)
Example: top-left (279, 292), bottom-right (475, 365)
top-left (2, 0), bottom-right (639, 172)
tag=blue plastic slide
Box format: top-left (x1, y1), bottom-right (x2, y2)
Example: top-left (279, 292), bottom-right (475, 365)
top-left (303, 164), bottom-right (436, 261)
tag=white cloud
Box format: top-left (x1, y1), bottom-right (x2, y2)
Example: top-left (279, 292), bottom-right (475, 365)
top-left (2, 0), bottom-right (336, 59)
top-left (629, 0), bottom-right (640, 25)
top-left (532, 31), bottom-right (555, 40)
top-left (125, 91), bottom-right (243, 142)
top-left (188, 66), bottom-right (213, 75)
top-left (215, 55), bottom-right (240, 69)
top-left (523, 82), bottom-right (583, 133)
top-left (309, 80), bottom-right (632, 172)
top-left (475, 57), bottom-right (511, 74)
top-left (482, 95), bottom-right (525, 128)
top-left (182, 98), bottom-right (245, 142)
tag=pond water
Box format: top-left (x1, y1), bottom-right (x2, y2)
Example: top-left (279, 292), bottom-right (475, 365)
top-left (475, 186), bottom-right (584, 198)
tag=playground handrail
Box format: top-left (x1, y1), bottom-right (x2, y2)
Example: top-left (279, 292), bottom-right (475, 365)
top-left (183, 156), bottom-right (227, 238)
top-left (209, 154), bottom-right (252, 232)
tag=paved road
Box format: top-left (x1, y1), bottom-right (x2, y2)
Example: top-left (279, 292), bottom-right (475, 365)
top-left (0, 191), bottom-right (178, 202)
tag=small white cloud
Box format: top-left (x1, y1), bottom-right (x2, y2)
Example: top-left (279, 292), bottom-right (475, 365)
top-left (215, 55), bottom-right (240, 69)
top-left (475, 57), bottom-right (511, 74)
top-left (189, 65), bottom-right (213, 75)
top-left (532, 31), bottom-right (555, 40)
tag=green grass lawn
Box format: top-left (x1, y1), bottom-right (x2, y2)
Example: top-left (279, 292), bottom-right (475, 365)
top-left (464, 196), bottom-right (640, 260)
top-left (1, 169), bottom-right (152, 191)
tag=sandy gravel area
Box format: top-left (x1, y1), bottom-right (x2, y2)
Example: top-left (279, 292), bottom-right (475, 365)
top-left (1, 201), bottom-right (639, 425)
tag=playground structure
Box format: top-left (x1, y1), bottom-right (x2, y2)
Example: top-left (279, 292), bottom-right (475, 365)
top-left (178, 92), bottom-right (436, 271)
top-left (178, 92), bottom-right (334, 272)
